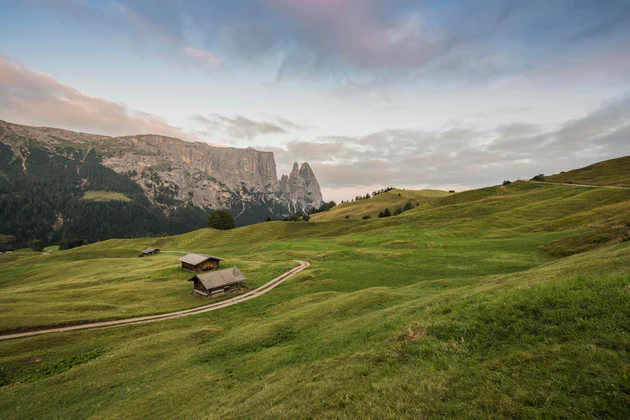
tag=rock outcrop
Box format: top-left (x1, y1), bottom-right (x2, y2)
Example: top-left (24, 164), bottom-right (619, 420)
top-left (0, 120), bottom-right (324, 223)
top-left (280, 162), bottom-right (323, 213)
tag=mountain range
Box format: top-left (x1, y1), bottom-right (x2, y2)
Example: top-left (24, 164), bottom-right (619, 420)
top-left (0, 120), bottom-right (323, 248)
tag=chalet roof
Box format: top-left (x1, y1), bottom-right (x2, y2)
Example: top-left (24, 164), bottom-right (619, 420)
top-left (178, 253), bottom-right (224, 266)
top-left (142, 247), bottom-right (159, 254)
top-left (192, 266), bottom-right (247, 290)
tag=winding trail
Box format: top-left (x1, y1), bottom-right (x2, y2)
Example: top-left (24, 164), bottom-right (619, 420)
top-left (0, 260), bottom-right (310, 341)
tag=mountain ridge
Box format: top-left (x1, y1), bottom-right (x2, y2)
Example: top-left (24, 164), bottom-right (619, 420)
top-left (0, 119), bottom-right (323, 247)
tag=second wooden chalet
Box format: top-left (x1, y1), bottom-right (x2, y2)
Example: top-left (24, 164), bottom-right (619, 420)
top-left (178, 253), bottom-right (224, 272)
top-left (189, 266), bottom-right (247, 297)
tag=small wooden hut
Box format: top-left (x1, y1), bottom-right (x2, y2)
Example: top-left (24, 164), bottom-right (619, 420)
top-left (177, 253), bottom-right (224, 272)
top-left (189, 266), bottom-right (247, 297)
top-left (139, 247), bottom-right (160, 257)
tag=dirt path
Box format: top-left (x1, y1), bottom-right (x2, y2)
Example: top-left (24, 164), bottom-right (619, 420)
top-left (531, 181), bottom-right (630, 190)
top-left (0, 260), bottom-right (310, 341)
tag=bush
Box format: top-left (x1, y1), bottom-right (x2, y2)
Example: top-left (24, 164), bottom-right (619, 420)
top-left (531, 174), bottom-right (546, 182)
top-left (265, 216), bottom-right (271, 222)
top-left (502, 180), bottom-right (512, 186)
top-left (449, 190), bottom-right (455, 193)
top-left (208, 210), bottom-right (236, 230)
top-left (362, 215), bottom-right (371, 220)
top-left (29, 239), bottom-right (45, 252)
top-left (345, 215), bottom-right (350, 219)
top-left (302, 214), bottom-right (310, 222)
top-left (59, 238), bottom-right (87, 250)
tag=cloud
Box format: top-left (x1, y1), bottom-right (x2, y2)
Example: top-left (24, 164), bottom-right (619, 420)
top-left (192, 113), bottom-right (311, 140)
top-left (268, 92), bottom-right (630, 194)
top-left (0, 57), bottom-right (187, 138)
top-left (35, 0), bottom-right (630, 88)
top-left (36, 0), bottom-right (223, 70)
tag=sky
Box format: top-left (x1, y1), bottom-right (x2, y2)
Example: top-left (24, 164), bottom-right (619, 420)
top-left (1, 0), bottom-right (630, 202)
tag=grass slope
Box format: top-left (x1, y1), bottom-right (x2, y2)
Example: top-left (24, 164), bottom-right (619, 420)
top-left (311, 189), bottom-right (450, 222)
top-left (1, 181), bottom-right (630, 418)
top-left (544, 155), bottom-right (630, 187)
top-left (81, 190), bottom-right (133, 202)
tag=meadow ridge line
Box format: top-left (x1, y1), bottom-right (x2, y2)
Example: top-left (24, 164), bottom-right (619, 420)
top-left (0, 260), bottom-right (310, 341)
top-left (531, 181), bottom-right (630, 189)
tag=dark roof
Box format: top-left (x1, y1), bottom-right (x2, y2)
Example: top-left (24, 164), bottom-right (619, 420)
top-left (191, 266), bottom-right (247, 290)
top-left (141, 247), bottom-right (159, 254)
top-left (177, 253), bottom-right (224, 266)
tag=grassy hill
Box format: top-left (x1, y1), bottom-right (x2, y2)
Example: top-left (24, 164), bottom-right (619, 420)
top-left (543, 155), bottom-right (630, 187)
top-left (310, 189), bottom-right (450, 222)
top-left (1, 180), bottom-right (630, 418)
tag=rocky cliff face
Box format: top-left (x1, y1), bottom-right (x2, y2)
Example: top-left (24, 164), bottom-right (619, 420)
top-left (0, 120), bottom-right (324, 224)
top-left (280, 162), bottom-right (324, 213)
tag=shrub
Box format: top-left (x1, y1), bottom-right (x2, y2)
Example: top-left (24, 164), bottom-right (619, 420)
top-left (531, 174), bottom-right (546, 182)
top-left (345, 215), bottom-right (350, 219)
top-left (29, 239), bottom-right (45, 252)
top-left (362, 215), bottom-right (371, 220)
top-left (502, 180), bottom-right (512, 186)
top-left (59, 238), bottom-right (87, 250)
top-left (208, 210), bottom-right (236, 230)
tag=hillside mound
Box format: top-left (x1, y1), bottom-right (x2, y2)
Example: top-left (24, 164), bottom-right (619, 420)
top-left (311, 189), bottom-right (449, 222)
top-left (543, 155), bottom-right (630, 187)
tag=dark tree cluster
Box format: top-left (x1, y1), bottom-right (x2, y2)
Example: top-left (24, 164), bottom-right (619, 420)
top-left (283, 211), bottom-right (310, 222)
top-left (208, 210), bottom-right (236, 230)
top-left (340, 187), bottom-right (395, 204)
top-left (307, 201), bottom-right (337, 215)
top-left (378, 202), bottom-right (416, 218)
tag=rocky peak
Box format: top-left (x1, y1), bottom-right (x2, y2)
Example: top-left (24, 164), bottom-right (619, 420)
top-left (280, 162), bottom-right (324, 212)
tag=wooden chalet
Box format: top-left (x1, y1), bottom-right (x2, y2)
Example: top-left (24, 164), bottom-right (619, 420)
top-left (178, 253), bottom-right (224, 272)
top-left (189, 266), bottom-right (247, 298)
top-left (139, 247), bottom-right (160, 257)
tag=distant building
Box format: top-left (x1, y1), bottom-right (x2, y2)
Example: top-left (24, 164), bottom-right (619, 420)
top-left (139, 248), bottom-right (160, 257)
top-left (178, 253), bottom-right (224, 272)
top-left (189, 266), bottom-right (247, 297)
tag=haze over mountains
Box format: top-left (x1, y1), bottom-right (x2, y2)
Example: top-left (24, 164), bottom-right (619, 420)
top-left (0, 120), bottom-right (323, 247)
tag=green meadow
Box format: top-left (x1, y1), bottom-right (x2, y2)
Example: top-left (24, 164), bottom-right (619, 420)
top-left (1, 180), bottom-right (629, 418)
top-left (81, 190), bottom-right (133, 202)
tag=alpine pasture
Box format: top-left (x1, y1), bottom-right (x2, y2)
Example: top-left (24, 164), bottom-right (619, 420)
top-left (1, 180), bottom-right (629, 419)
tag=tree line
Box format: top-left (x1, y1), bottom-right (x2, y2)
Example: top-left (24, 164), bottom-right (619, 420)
top-left (0, 143), bottom-right (207, 250)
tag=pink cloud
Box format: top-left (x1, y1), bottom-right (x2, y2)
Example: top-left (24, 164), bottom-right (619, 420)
top-left (269, 0), bottom-right (443, 69)
top-left (182, 47), bottom-right (223, 66)
top-left (0, 57), bottom-right (187, 139)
